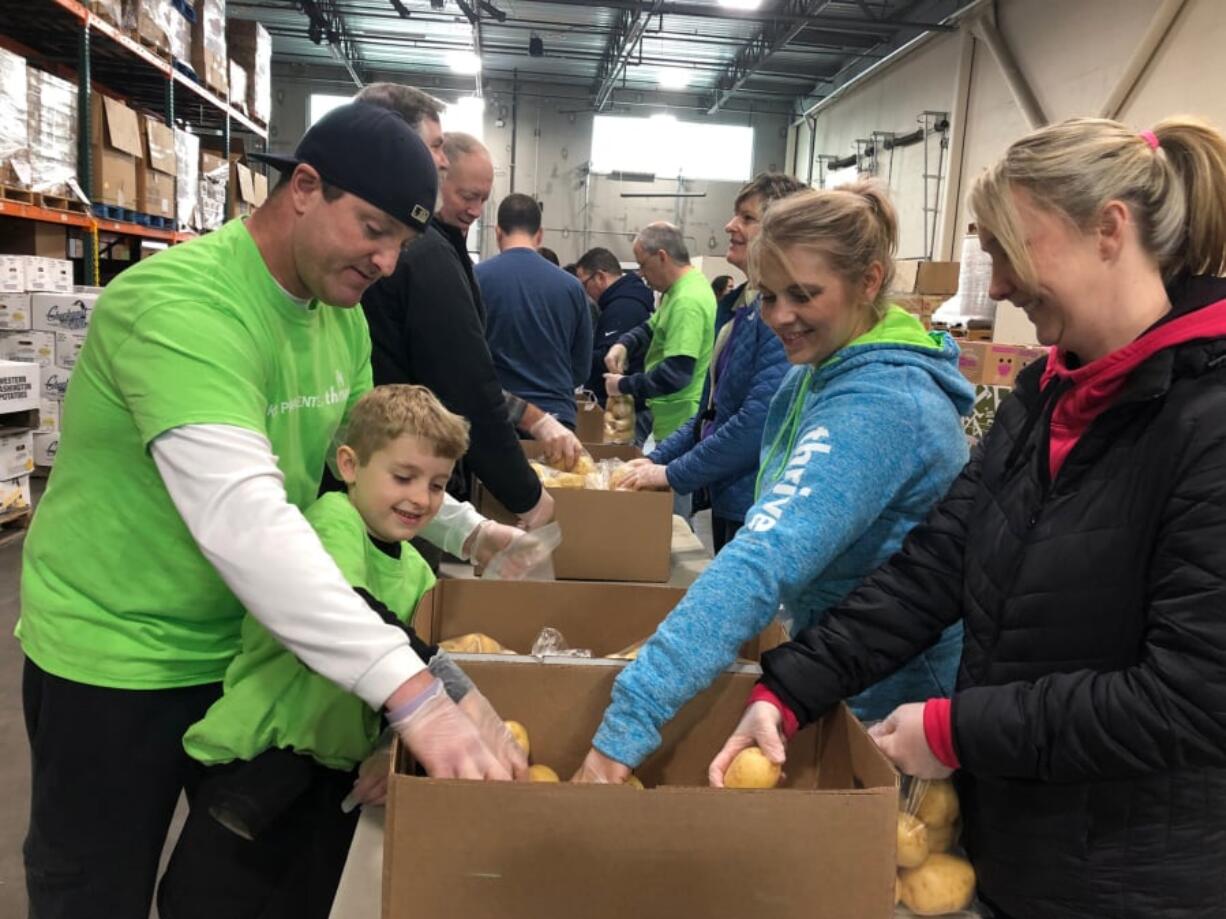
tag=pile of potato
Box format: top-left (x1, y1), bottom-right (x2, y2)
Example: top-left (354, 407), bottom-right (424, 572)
top-left (895, 780), bottom-right (976, 915)
top-left (504, 720), bottom-right (644, 787)
top-left (529, 451), bottom-right (635, 491)
top-left (604, 394), bottom-right (635, 444)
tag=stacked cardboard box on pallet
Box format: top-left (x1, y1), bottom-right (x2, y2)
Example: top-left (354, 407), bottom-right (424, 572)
top-left (125, 0), bottom-right (189, 62)
top-left (226, 20), bottom-right (271, 125)
top-left (889, 258), bottom-right (959, 330)
top-left (199, 149), bottom-right (227, 230)
top-left (0, 48), bottom-right (30, 189)
top-left (26, 67), bottom-right (78, 198)
top-left (174, 127), bottom-right (200, 230)
top-left (138, 115), bottom-right (177, 220)
top-left (190, 0), bottom-right (227, 98)
top-left (90, 94), bottom-right (142, 210)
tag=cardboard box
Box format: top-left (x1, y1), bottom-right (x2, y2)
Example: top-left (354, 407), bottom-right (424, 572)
top-left (0, 48), bottom-right (30, 189)
top-left (33, 432), bottom-right (57, 467)
top-left (982, 343), bottom-right (1048, 387)
top-left (0, 256), bottom-right (25, 293)
top-left (41, 364), bottom-right (72, 402)
top-left (54, 331), bottom-right (87, 369)
top-left (24, 257), bottom-right (73, 293)
top-left (0, 430), bottom-right (34, 478)
top-left (476, 442), bottom-right (673, 583)
top-left (227, 60), bottom-right (248, 114)
top-left (36, 398), bottom-right (59, 434)
top-left (90, 94), bottom-right (142, 209)
top-left (413, 579), bottom-right (786, 660)
top-left (174, 127), bottom-right (200, 230)
top-left (385, 658), bottom-right (897, 919)
top-left (90, 0), bottom-right (123, 24)
top-left (956, 339), bottom-right (988, 385)
top-left (31, 291), bottom-right (96, 333)
top-left (26, 67), bottom-right (77, 198)
top-left (199, 150), bottom-right (228, 230)
top-left (226, 19), bottom-right (270, 123)
top-left (892, 259), bottom-right (960, 296)
top-left (251, 169), bottom-right (268, 207)
top-left (0, 331), bottom-right (55, 368)
top-left (190, 0), bottom-right (227, 97)
top-left (0, 293), bottom-right (31, 331)
top-left (138, 116), bottom-right (177, 219)
top-left (0, 473), bottom-right (31, 514)
top-left (0, 360), bottom-right (39, 413)
top-left (574, 394), bottom-right (605, 444)
top-left (0, 222), bottom-right (67, 258)
top-left (226, 158), bottom-right (258, 218)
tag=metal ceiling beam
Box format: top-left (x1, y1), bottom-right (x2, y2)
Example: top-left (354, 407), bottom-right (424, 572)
top-left (707, 0), bottom-right (835, 115)
top-left (520, 0), bottom-right (955, 30)
top-left (592, 1), bottom-right (665, 112)
top-left (297, 0), bottom-right (367, 86)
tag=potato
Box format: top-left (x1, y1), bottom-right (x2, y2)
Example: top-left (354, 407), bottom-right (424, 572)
top-left (899, 854), bottom-right (976, 916)
top-left (896, 812), bottom-right (930, 868)
top-left (608, 395), bottom-right (634, 420)
top-left (504, 720), bottom-right (530, 757)
top-left (609, 465), bottom-right (635, 491)
top-left (542, 452), bottom-right (595, 475)
top-left (606, 637), bottom-right (648, 660)
top-left (927, 821), bottom-right (956, 854)
top-left (624, 774), bottom-right (645, 790)
top-left (916, 780), bottom-right (960, 828)
top-left (544, 472), bottom-right (587, 489)
top-left (895, 876), bottom-right (902, 905)
top-left (437, 632), bottom-right (512, 654)
top-left (723, 747), bottom-right (781, 789)
top-left (528, 764), bottom-right (560, 783)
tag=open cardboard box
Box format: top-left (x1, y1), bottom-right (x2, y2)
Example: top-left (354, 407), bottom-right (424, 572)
top-left (573, 392), bottom-right (605, 444)
top-left (90, 94), bottom-right (142, 209)
top-left (413, 578), bottom-right (787, 661)
top-left (474, 442), bottom-right (672, 583)
top-left (384, 657), bottom-right (898, 919)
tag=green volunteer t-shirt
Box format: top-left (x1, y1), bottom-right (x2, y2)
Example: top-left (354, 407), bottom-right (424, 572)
top-left (183, 492), bottom-right (436, 771)
top-left (16, 218), bottom-right (373, 689)
top-left (644, 268), bottom-right (716, 440)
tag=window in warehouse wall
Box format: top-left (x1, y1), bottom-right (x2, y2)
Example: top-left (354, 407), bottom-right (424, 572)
top-left (442, 96), bottom-right (485, 140)
top-left (309, 93), bottom-right (350, 127)
top-left (590, 114), bottom-right (753, 182)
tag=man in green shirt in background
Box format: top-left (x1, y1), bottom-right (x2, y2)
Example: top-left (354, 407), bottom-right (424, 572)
top-left (603, 222), bottom-right (715, 517)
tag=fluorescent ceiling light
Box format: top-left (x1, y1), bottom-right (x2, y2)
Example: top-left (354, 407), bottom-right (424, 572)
top-left (657, 67), bottom-right (692, 90)
top-left (446, 51), bottom-right (482, 74)
top-left (719, 0), bottom-right (762, 8)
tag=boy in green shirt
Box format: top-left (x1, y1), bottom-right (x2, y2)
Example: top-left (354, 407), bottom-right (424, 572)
top-left (157, 385), bottom-right (527, 919)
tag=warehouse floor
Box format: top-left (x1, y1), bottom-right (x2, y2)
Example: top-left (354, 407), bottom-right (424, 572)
top-left (0, 507), bottom-right (716, 917)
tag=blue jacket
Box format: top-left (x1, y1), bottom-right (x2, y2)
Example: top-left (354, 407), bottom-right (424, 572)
top-left (592, 307), bottom-right (975, 767)
top-left (650, 283), bottom-right (788, 522)
top-left (587, 273), bottom-right (654, 399)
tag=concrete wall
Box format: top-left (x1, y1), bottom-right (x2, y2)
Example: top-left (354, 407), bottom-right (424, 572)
top-left (269, 70), bottom-right (790, 265)
top-left (790, 0), bottom-right (1226, 267)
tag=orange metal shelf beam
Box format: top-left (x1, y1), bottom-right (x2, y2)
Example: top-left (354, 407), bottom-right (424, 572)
top-left (0, 199), bottom-right (193, 244)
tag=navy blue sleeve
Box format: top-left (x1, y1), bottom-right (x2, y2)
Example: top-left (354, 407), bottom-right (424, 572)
top-left (620, 355), bottom-right (696, 399)
top-left (618, 322), bottom-right (653, 358)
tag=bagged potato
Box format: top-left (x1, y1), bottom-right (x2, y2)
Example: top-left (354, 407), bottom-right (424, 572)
top-left (606, 637), bottom-right (649, 660)
top-left (898, 853), bottom-right (976, 916)
top-left (604, 394), bottom-right (634, 444)
top-left (437, 632), bottom-right (517, 655)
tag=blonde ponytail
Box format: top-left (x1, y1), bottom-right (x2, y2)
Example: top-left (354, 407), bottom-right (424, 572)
top-left (749, 179), bottom-right (899, 318)
top-left (971, 116), bottom-right (1226, 285)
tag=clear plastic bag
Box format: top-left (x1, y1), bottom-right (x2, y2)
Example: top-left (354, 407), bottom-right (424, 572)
top-left (894, 777), bottom-right (982, 917)
top-left (480, 522), bottom-right (562, 581)
top-left (604, 394), bottom-right (635, 444)
top-left (528, 626), bottom-right (591, 659)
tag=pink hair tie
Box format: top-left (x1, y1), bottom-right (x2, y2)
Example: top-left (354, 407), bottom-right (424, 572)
top-left (1140, 129), bottom-right (1160, 150)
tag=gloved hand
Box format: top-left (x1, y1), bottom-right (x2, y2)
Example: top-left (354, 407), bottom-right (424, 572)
top-left (481, 522), bottom-right (563, 581)
top-left (518, 487), bottom-right (555, 530)
top-left (465, 519), bottom-right (518, 567)
top-left (387, 677), bottom-right (511, 781)
top-left (571, 747), bottom-right (633, 784)
top-left (604, 343), bottom-right (628, 373)
top-left (530, 413), bottom-right (582, 470)
top-left (867, 703), bottom-right (953, 780)
top-left (603, 373), bottom-right (625, 399)
top-left (425, 651), bottom-right (531, 781)
top-left (707, 701), bottom-right (787, 788)
top-left (618, 460), bottom-right (670, 491)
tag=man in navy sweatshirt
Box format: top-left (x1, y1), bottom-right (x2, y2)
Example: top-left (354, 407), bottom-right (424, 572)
top-left (575, 247), bottom-right (654, 404)
top-left (476, 194), bottom-right (593, 429)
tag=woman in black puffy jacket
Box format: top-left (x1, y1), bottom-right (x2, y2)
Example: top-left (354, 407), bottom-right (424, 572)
top-left (709, 116), bottom-right (1226, 919)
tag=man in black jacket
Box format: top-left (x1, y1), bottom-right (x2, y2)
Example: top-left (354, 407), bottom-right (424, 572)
top-left (575, 247), bottom-right (654, 403)
top-left (355, 95), bottom-right (579, 528)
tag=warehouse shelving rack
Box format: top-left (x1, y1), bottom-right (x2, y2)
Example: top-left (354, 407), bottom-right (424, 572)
top-left (0, 0), bottom-right (269, 282)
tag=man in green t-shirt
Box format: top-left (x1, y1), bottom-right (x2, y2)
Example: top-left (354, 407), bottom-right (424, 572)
top-left (602, 221), bottom-right (716, 446)
top-left (16, 103), bottom-right (523, 918)
top-left (158, 384), bottom-right (528, 919)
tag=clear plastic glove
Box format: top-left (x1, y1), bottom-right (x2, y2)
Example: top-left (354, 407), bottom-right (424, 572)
top-left (867, 703), bottom-right (953, 780)
top-left (388, 678), bottom-right (511, 781)
top-left (342, 744), bottom-right (392, 812)
top-left (708, 701), bottom-right (787, 788)
top-left (482, 522), bottom-right (563, 581)
top-left (518, 486), bottom-right (555, 530)
top-left (618, 460), bottom-right (670, 491)
top-left (456, 689), bottom-right (531, 781)
top-left (604, 342), bottom-right (628, 373)
top-left (530, 413), bottom-right (583, 469)
top-left (603, 373), bottom-right (625, 399)
top-left (466, 519), bottom-right (519, 567)
top-left (571, 747), bottom-right (632, 784)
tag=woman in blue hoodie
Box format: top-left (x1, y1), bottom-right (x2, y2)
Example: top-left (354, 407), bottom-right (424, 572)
top-left (617, 174), bottom-right (804, 551)
top-left (574, 181), bottom-right (974, 782)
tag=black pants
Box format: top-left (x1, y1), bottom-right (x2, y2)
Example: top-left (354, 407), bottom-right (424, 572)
top-left (157, 759), bottom-right (359, 919)
top-left (711, 515), bottom-right (742, 552)
top-left (22, 657), bottom-right (222, 919)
